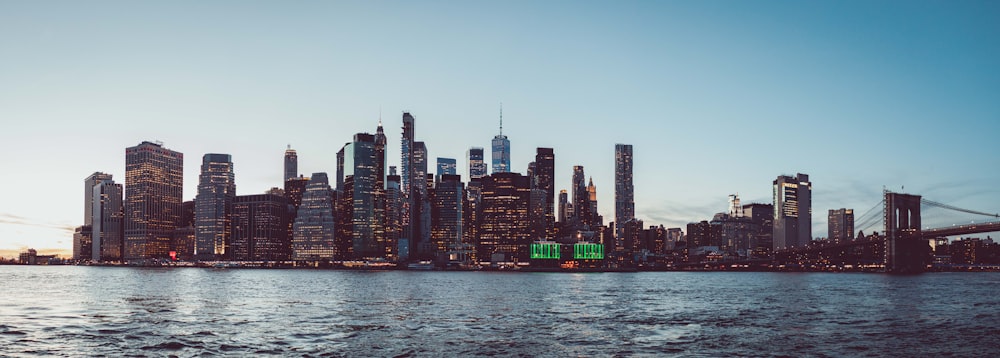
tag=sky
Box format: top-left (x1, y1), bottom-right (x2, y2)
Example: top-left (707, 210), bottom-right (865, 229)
top-left (1, 0), bottom-right (998, 258)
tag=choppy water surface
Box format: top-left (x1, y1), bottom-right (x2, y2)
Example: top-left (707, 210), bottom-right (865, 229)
top-left (1, 267), bottom-right (999, 356)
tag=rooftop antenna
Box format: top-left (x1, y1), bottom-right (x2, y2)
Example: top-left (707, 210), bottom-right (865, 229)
top-left (287, 144), bottom-right (291, 150)
top-left (499, 101), bottom-right (503, 136)
top-left (378, 105), bottom-right (383, 126)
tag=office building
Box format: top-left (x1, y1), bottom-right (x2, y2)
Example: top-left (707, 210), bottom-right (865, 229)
top-left (231, 194), bottom-right (289, 261)
top-left (533, 148), bottom-right (555, 238)
top-left (195, 153), bottom-right (236, 260)
top-left (828, 208), bottom-right (855, 242)
top-left (84, 172), bottom-right (113, 225)
top-left (437, 157), bottom-right (457, 177)
top-left (92, 177), bottom-right (124, 261)
top-left (614, 144), bottom-right (634, 241)
top-left (284, 145), bottom-right (297, 182)
top-left (773, 173), bottom-right (812, 250)
top-left (124, 141), bottom-right (183, 260)
top-left (431, 174), bottom-right (464, 257)
top-left (292, 173), bottom-right (336, 261)
top-left (468, 147), bottom-right (487, 179)
top-left (479, 172), bottom-right (531, 264)
top-left (336, 133), bottom-right (385, 260)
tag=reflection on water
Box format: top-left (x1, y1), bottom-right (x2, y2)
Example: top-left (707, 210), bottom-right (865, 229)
top-left (1, 267), bottom-right (999, 356)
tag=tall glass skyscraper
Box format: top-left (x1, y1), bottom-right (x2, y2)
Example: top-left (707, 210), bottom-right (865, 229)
top-left (491, 105), bottom-right (510, 174)
top-left (124, 141), bottom-right (183, 260)
top-left (195, 153), bottom-right (236, 260)
top-left (468, 147), bottom-right (486, 179)
top-left (614, 144), bottom-right (634, 240)
top-left (431, 174), bottom-right (464, 256)
top-left (284, 145), bottom-right (297, 182)
top-left (533, 148), bottom-right (555, 237)
top-left (772, 173), bottom-right (812, 250)
top-left (337, 133), bottom-right (384, 259)
top-left (84, 172), bottom-right (113, 226)
top-left (91, 177), bottom-right (123, 262)
top-left (292, 173), bottom-right (336, 261)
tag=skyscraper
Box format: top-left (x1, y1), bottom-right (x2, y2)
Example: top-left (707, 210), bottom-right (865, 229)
top-left (431, 174), bottom-right (464, 257)
top-left (284, 145), bottom-right (297, 182)
top-left (615, 144), bottom-right (634, 241)
top-left (533, 148), bottom-right (555, 238)
top-left (437, 157), bottom-right (457, 177)
top-left (572, 165), bottom-right (593, 228)
top-left (337, 133), bottom-right (385, 259)
top-left (231, 193), bottom-right (289, 261)
top-left (479, 172), bottom-right (531, 264)
top-left (588, 177), bottom-right (600, 226)
top-left (91, 178), bottom-right (123, 261)
top-left (491, 105), bottom-right (510, 174)
top-left (828, 208), bottom-right (855, 242)
top-left (558, 190), bottom-right (569, 225)
top-left (772, 173), bottom-right (812, 250)
top-left (292, 173), bottom-right (336, 261)
top-left (84, 172), bottom-right (113, 226)
top-left (386, 170), bottom-right (403, 261)
top-left (468, 147), bottom-right (487, 179)
top-left (413, 141), bottom-right (431, 255)
top-left (195, 153), bottom-right (236, 260)
top-left (124, 141), bottom-right (183, 260)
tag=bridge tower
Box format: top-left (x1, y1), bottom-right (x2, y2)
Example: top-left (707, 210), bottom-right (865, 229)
top-left (884, 192), bottom-right (927, 273)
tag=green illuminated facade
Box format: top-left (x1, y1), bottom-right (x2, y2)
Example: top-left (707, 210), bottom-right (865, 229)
top-left (574, 243), bottom-right (604, 259)
top-left (530, 242), bottom-right (561, 259)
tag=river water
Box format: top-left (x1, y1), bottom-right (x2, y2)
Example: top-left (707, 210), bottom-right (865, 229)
top-left (1, 266), bottom-right (998, 357)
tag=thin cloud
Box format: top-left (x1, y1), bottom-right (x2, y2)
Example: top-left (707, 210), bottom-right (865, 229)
top-left (0, 213), bottom-right (76, 233)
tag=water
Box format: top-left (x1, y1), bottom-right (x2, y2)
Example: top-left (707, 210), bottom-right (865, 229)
top-left (1, 267), bottom-right (999, 357)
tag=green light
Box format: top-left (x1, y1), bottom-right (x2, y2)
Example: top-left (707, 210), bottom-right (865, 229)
top-left (530, 243), bottom-right (560, 259)
top-left (573, 243), bottom-right (604, 259)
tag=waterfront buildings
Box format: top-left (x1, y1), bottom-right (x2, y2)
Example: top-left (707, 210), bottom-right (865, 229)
top-left (615, 144), bottom-right (634, 241)
top-left (431, 174), bottom-right (464, 258)
top-left (91, 177), bottom-right (123, 261)
top-left (124, 141), bottom-right (183, 260)
top-left (772, 173), bottom-right (812, 250)
top-left (336, 133), bottom-right (386, 260)
top-left (195, 153), bottom-right (235, 260)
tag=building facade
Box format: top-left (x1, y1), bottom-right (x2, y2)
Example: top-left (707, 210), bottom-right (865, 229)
top-left (478, 172), bottom-right (531, 264)
top-left (284, 145), bottom-right (297, 182)
top-left (614, 144), bottom-right (634, 241)
top-left (292, 173), bottom-right (337, 261)
top-left (195, 153), bottom-right (236, 260)
top-left (124, 141), bottom-right (183, 260)
top-left (828, 208), bottom-right (855, 242)
top-left (231, 194), bottom-right (289, 261)
top-left (772, 173), bottom-right (812, 250)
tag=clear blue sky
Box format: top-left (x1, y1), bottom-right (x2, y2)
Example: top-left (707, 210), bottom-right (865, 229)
top-left (1, 0), bottom-right (998, 257)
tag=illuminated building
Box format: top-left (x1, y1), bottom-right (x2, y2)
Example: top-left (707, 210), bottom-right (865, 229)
top-left (195, 154), bottom-right (235, 260)
top-left (73, 225), bottom-right (92, 261)
top-left (231, 193), bottom-right (289, 261)
top-left (292, 173), bottom-right (337, 261)
top-left (828, 208), bottom-right (855, 242)
top-left (124, 141), bottom-right (183, 260)
top-left (284, 175), bottom-right (310, 244)
top-left (614, 144), bottom-right (634, 241)
top-left (571, 166), bottom-right (586, 227)
top-left (385, 169), bottom-right (403, 261)
top-left (558, 190), bottom-right (569, 225)
top-left (431, 174), bottom-right (464, 257)
top-left (491, 104), bottom-right (510, 173)
top-left (284, 145), bottom-right (297, 182)
top-left (772, 173), bottom-right (812, 250)
top-left (533, 148), bottom-right (555, 238)
top-left (743, 203), bottom-right (774, 257)
top-left (436, 157), bottom-right (457, 176)
top-left (92, 178), bottom-right (123, 261)
top-left (587, 177), bottom-right (601, 226)
top-left (529, 188), bottom-right (547, 240)
top-left (336, 133), bottom-right (386, 260)
top-left (468, 147), bottom-right (487, 179)
top-left (413, 141), bottom-right (431, 256)
top-left (478, 172), bottom-right (531, 264)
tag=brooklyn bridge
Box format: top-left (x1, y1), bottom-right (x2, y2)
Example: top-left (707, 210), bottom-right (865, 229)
top-left (774, 191), bottom-right (1000, 273)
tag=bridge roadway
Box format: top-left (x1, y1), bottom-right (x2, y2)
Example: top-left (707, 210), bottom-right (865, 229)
top-left (921, 221), bottom-right (1000, 238)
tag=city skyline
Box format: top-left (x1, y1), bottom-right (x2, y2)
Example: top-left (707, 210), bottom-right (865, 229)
top-left (2, 1), bottom-right (999, 257)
